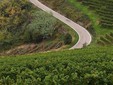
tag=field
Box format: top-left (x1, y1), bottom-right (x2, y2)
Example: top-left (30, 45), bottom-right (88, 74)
top-left (0, 46), bottom-right (113, 85)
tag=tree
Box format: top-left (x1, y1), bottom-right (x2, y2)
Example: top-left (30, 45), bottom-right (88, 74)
top-left (23, 10), bottom-right (57, 43)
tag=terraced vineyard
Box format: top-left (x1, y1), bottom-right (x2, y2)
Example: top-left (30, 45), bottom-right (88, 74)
top-left (0, 0), bottom-right (113, 85)
top-left (97, 32), bottom-right (113, 46)
top-left (77, 0), bottom-right (113, 28)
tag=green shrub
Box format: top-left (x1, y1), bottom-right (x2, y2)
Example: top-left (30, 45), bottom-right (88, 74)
top-left (64, 33), bottom-right (72, 44)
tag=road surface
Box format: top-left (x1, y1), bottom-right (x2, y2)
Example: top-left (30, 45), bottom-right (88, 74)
top-left (29, 0), bottom-right (92, 49)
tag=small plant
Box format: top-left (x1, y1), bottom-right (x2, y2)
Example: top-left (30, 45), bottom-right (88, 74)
top-left (64, 33), bottom-right (72, 45)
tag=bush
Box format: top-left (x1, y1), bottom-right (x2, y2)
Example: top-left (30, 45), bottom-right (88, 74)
top-left (23, 28), bottom-right (43, 43)
top-left (23, 10), bottom-right (57, 43)
top-left (64, 33), bottom-right (72, 44)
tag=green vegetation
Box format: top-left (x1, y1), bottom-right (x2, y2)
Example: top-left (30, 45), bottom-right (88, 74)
top-left (76, 0), bottom-right (113, 28)
top-left (40, 0), bottom-right (113, 46)
top-left (0, 47), bottom-right (113, 85)
top-left (39, 0), bottom-right (92, 31)
top-left (0, 0), bottom-right (113, 85)
top-left (0, 0), bottom-right (78, 53)
top-left (97, 32), bottom-right (113, 46)
top-left (0, 0), bottom-right (32, 50)
top-left (64, 33), bottom-right (72, 45)
top-left (68, 0), bottom-right (113, 45)
top-left (24, 10), bottom-right (57, 43)
top-left (68, 0), bottom-right (113, 34)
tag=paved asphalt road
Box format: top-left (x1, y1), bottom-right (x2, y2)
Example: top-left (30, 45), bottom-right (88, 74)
top-left (29, 0), bottom-right (92, 49)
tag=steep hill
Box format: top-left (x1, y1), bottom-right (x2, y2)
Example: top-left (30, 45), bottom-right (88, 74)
top-left (0, 0), bottom-right (113, 85)
top-left (0, 0), bottom-right (77, 54)
top-left (39, 0), bottom-right (113, 47)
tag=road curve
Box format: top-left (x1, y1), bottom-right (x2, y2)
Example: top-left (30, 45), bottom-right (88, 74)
top-left (29, 0), bottom-right (92, 49)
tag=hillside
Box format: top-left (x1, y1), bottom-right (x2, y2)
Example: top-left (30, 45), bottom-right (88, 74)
top-left (75, 0), bottom-right (113, 28)
top-left (0, 0), bottom-right (113, 85)
top-left (69, 0), bottom-right (113, 46)
top-left (0, 0), bottom-right (77, 55)
top-left (39, 0), bottom-right (113, 47)
top-left (0, 46), bottom-right (113, 85)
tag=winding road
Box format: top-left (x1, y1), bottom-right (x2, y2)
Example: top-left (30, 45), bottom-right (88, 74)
top-left (29, 0), bottom-right (92, 49)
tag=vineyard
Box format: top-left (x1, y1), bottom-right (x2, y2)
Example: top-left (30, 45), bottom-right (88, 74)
top-left (76, 0), bottom-right (113, 28)
top-left (0, 47), bottom-right (113, 85)
top-left (0, 0), bottom-right (113, 85)
top-left (97, 32), bottom-right (113, 46)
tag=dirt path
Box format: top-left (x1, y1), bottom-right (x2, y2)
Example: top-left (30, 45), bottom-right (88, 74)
top-left (29, 0), bottom-right (92, 49)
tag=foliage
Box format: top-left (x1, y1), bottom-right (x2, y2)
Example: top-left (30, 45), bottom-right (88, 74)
top-left (24, 11), bottom-right (57, 43)
top-left (0, 0), bottom-right (31, 31)
top-left (97, 32), bottom-right (113, 46)
top-left (64, 33), bottom-right (72, 44)
top-left (0, 47), bottom-right (113, 85)
top-left (0, 0), bottom-right (68, 51)
top-left (39, 0), bottom-right (91, 29)
top-left (76, 0), bottom-right (113, 28)
top-left (0, 0), bottom-right (32, 50)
